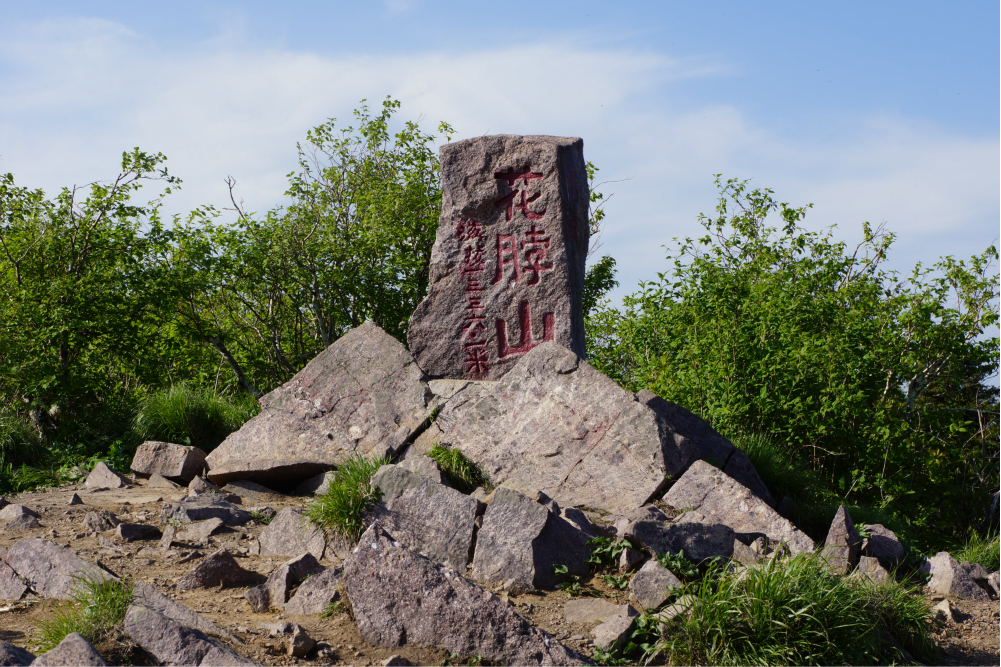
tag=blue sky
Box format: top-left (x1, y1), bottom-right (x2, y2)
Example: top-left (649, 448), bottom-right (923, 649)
top-left (1, 1), bottom-right (998, 304)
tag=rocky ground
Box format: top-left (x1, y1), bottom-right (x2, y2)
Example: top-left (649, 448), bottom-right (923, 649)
top-left (2, 478), bottom-right (999, 666)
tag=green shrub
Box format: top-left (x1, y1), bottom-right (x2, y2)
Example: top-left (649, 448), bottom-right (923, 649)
top-left (648, 553), bottom-right (933, 666)
top-left (132, 384), bottom-right (259, 452)
top-left (425, 444), bottom-right (490, 493)
top-left (954, 529), bottom-right (1000, 571)
top-left (0, 413), bottom-right (48, 468)
top-left (304, 454), bottom-right (388, 542)
top-left (34, 572), bottom-right (133, 652)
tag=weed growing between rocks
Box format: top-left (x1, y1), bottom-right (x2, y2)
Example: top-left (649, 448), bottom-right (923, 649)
top-left (304, 453), bottom-right (389, 541)
top-left (425, 444), bottom-right (491, 493)
top-left (33, 573), bottom-right (134, 654)
top-left (132, 384), bottom-right (260, 452)
top-left (601, 553), bottom-right (936, 666)
top-left (250, 509), bottom-right (274, 524)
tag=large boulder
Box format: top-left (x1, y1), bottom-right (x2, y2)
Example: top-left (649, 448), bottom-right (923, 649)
top-left (821, 505), bottom-right (861, 575)
top-left (205, 323), bottom-right (433, 487)
top-left (4, 538), bottom-right (113, 599)
top-left (470, 486), bottom-right (591, 592)
top-left (636, 390), bottom-right (775, 506)
top-left (413, 342), bottom-right (697, 513)
top-left (343, 522), bottom-right (585, 666)
top-left (663, 461), bottom-right (814, 555)
top-left (131, 442), bottom-right (207, 484)
top-left (30, 633), bottom-right (106, 666)
top-left (368, 465), bottom-right (482, 570)
top-left (407, 135), bottom-right (590, 383)
top-left (123, 605), bottom-right (256, 666)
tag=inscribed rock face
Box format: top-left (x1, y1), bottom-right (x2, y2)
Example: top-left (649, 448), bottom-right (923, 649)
top-left (408, 135), bottom-right (589, 380)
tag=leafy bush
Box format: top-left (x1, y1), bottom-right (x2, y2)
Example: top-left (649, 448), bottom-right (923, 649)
top-left (425, 444), bottom-right (491, 493)
top-left (132, 384), bottom-right (259, 452)
top-left (33, 573), bottom-right (133, 652)
top-left (648, 554), bottom-right (933, 666)
top-left (588, 176), bottom-right (999, 547)
top-left (304, 454), bottom-right (388, 541)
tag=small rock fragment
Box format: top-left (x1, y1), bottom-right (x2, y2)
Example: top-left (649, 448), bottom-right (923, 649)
top-left (292, 471), bottom-right (335, 496)
top-left (0, 504), bottom-right (39, 522)
top-left (68, 493), bottom-right (83, 506)
top-left (158, 524), bottom-right (175, 552)
top-left (147, 473), bottom-right (182, 490)
top-left (84, 462), bottom-right (129, 490)
top-left (0, 559), bottom-right (28, 601)
top-left (592, 615), bottom-right (633, 652)
top-left (245, 553), bottom-right (324, 612)
top-left (399, 455), bottom-right (451, 487)
top-left (176, 518), bottom-right (225, 545)
top-left (31, 632), bottom-right (106, 666)
top-left (116, 523), bottom-right (156, 542)
top-left (175, 548), bottom-right (255, 591)
top-left (855, 555), bottom-right (890, 583)
top-left (618, 547), bottom-right (645, 573)
top-left (160, 496), bottom-right (250, 526)
top-left (252, 508), bottom-right (325, 560)
top-left (287, 625), bottom-right (315, 658)
top-left (564, 598), bottom-right (637, 626)
top-left (382, 656), bottom-right (412, 667)
top-left (628, 560), bottom-right (682, 610)
top-left (4, 515), bottom-right (39, 530)
top-left (860, 524), bottom-right (905, 565)
top-left (284, 566), bottom-right (343, 615)
top-left (931, 598), bottom-right (957, 622)
top-left (81, 510), bottom-right (120, 533)
top-left (247, 506), bottom-right (276, 522)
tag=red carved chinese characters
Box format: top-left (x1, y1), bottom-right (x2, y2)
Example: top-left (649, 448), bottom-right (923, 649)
top-left (494, 166), bottom-right (546, 222)
top-left (496, 301), bottom-right (554, 359)
top-left (456, 218), bottom-right (490, 376)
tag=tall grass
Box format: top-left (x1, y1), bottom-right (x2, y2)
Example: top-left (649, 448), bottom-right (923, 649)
top-left (0, 413), bottom-right (48, 468)
top-left (132, 384), bottom-right (259, 452)
top-left (651, 553), bottom-right (934, 666)
top-left (34, 573), bottom-right (134, 653)
top-left (954, 529), bottom-right (1000, 571)
top-left (304, 454), bottom-right (389, 542)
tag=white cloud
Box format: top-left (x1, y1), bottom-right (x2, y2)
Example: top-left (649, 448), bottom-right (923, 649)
top-left (0, 17), bottom-right (996, 302)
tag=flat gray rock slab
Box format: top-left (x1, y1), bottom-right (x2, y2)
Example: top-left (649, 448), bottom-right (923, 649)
top-left (147, 473), bottom-right (182, 490)
top-left (124, 605), bottom-right (257, 666)
top-left (30, 632), bottom-right (106, 666)
top-left (861, 524), bottom-right (905, 565)
top-left (624, 511), bottom-right (735, 562)
top-left (161, 496), bottom-right (250, 526)
top-left (84, 462), bottom-right (129, 490)
top-left (822, 505), bottom-right (860, 575)
top-left (592, 615), bottom-right (633, 652)
top-left (0, 640), bottom-right (34, 666)
top-left (420, 342), bottom-right (697, 514)
top-left (284, 566), bottom-right (343, 615)
top-left (343, 522), bottom-right (585, 666)
top-left (0, 559), bottom-right (27, 601)
top-left (564, 598), bottom-right (637, 626)
top-left (471, 486), bottom-right (590, 592)
top-left (251, 508), bottom-right (326, 560)
top-left (132, 581), bottom-right (238, 643)
top-left (368, 465), bottom-right (481, 571)
top-left (176, 548), bottom-right (255, 591)
top-left (636, 390), bottom-right (775, 506)
top-left (245, 553), bottom-right (324, 612)
top-left (663, 461), bottom-right (814, 555)
top-left (131, 442), bottom-right (207, 484)
top-left (176, 518), bottom-right (225, 545)
top-left (628, 560), bottom-right (682, 610)
top-left (408, 134), bottom-right (590, 382)
top-left (5, 538), bottom-right (114, 599)
top-left (921, 552), bottom-right (990, 601)
top-left (205, 322), bottom-right (432, 487)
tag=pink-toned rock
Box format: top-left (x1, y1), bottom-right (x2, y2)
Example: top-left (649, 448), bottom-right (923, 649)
top-left (822, 505), bottom-right (860, 575)
top-left (592, 614), bottom-right (633, 652)
top-left (175, 548), bottom-right (255, 591)
top-left (0, 504), bottom-right (39, 522)
top-left (343, 522), bottom-right (584, 666)
top-left (414, 342), bottom-right (698, 514)
top-left (204, 323), bottom-right (432, 487)
top-left (131, 441), bottom-right (207, 484)
top-left (81, 510), bottom-right (120, 533)
top-left (123, 605), bottom-right (256, 666)
top-left (244, 553), bottom-right (324, 613)
top-left (31, 632), bottom-right (106, 666)
top-left (663, 461), bottom-right (814, 555)
top-left (920, 552), bottom-right (991, 601)
top-left (250, 508), bottom-right (326, 560)
top-left (284, 566), bottom-right (343, 615)
top-left (84, 462), bottom-right (129, 489)
top-left (0, 558), bottom-right (27, 601)
top-left (407, 135), bottom-right (590, 382)
top-left (4, 538), bottom-right (113, 599)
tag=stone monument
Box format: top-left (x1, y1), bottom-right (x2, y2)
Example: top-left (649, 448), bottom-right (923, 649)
top-left (408, 135), bottom-right (589, 380)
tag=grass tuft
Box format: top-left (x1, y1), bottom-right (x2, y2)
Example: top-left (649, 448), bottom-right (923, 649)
top-left (304, 454), bottom-right (388, 542)
top-left (132, 384), bottom-right (259, 452)
top-left (425, 444), bottom-right (491, 493)
top-left (648, 553), bottom-right (933, 666)
top-left (0, 413), bottom-right (48, 468)
top-left (954, 529), bottom-right (1000, 571)
top-left (33, 572), bottom-right (134, 653)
